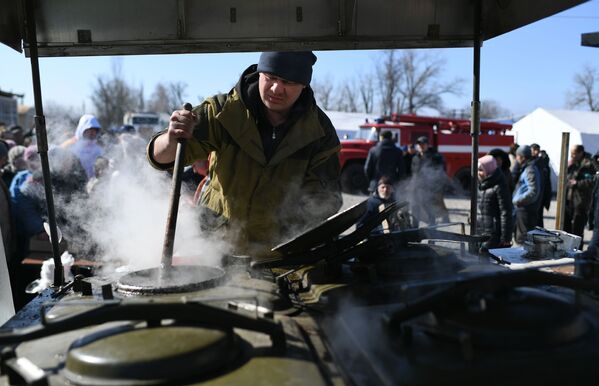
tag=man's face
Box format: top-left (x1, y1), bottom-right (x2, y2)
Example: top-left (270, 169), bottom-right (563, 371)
top-left (570, 148), bottom-right (582, 163)
top-left (83, 128), bottom-right (99, 140)
top-left (259, 73), bottom-right (305, 114)
top-left (417, 142), bottom-right (428, 153)
top-left (377, 183), bottom-right (393, 200)
top-left (531, 148), bottom-right (540, 158)
top-left (516, 154), bottom-right (526, 165)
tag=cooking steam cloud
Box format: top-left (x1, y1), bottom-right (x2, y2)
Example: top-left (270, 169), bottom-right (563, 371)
top-left (46, 131), bottom-right (230, 277)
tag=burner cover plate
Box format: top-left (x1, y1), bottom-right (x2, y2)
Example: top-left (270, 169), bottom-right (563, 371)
top-left (116, 265), bottom-right (226, 295)
top-left (64, 326), bottom-right (236, 385)
top-left (425, 288), bottom-right (592, 350)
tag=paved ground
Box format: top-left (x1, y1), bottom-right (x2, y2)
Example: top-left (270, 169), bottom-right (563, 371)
top-left (341, 193), bottom-right (593, 245)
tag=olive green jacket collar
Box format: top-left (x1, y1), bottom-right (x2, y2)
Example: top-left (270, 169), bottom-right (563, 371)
top-left (216, 90), bottom-right (325, 166)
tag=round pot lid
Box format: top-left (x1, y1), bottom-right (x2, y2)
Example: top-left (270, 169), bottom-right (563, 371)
top-left (64, 326), bottom-right (237, 385)
top-left (116, 265), bottom-right (226, 295)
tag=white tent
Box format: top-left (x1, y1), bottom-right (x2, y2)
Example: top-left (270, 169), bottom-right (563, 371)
top-left (512, 108), bottom-right (599, 191)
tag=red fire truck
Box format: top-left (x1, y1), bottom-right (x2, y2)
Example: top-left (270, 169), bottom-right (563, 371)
top-left (339, 114), bottom-right (514, 193)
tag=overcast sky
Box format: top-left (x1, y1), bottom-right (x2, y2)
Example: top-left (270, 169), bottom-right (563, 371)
top-left (1, 1), bottom-right (599, 119)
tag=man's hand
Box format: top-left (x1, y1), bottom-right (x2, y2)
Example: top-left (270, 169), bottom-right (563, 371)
top-left (152, 107), bottom-right (197, 164)
top-left (568, 179), bottom-right (577, 187)
top-left (168, 108), bottom-right (197, 141)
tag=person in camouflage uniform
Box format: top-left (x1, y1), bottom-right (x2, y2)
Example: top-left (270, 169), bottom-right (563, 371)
top-left (565, 144), bottom-right (596, 240)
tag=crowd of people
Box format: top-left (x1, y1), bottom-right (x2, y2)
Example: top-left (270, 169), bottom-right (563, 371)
top-left (360, 134), bottom-right (599, 255)
top-left (3, 50), bottom-right (599, 314)
top-left (363, 132), bottom-right (450, 231)
top-left (0, 115), bottom-right (159, 309)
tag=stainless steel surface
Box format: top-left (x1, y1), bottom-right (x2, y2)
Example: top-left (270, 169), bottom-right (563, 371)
top-left (0, 0), bottom-right (588, 56)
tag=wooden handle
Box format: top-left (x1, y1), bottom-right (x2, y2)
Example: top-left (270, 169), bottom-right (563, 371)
top-left (161, 103), bottom-right (193, 272)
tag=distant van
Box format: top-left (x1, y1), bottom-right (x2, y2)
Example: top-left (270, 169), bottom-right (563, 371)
top-left (123, 112), bottom-right (161, 139)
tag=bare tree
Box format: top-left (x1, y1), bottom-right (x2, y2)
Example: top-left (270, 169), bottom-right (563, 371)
top-left (312, 77), bottom-right (335, 110)
top-left (357, 73), bottom-right (376, 113)
top-left (333, 80), bottom-right (359, 112)
top-left (148, 83), bottom-right (169, 113)
top-left (90, 58), bottom-right (140, 129)
top-left (398, 50), bottom-right (462, 114)
top-left (148, 81), bottom-right (189, 113)
top-left (567, 65), bottom-right (599, 111)
top-left (456, 99), bottom-right (511, 119)
top-left (376, 50), bottom-right (402, 115)
top-left (137, 85), bottom-right (145, 112)
top-left (480, 99), bottom-right (511, 119)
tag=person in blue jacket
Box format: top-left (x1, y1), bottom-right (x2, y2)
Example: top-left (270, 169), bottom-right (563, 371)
top-left (512, 145), bottom-right (541, 244)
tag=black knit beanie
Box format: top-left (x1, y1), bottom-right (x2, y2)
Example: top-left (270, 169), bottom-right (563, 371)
top-left (257, 51), bottom-right (317, 85)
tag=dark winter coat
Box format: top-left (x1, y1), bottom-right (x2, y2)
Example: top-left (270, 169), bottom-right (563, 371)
top-left (411, 148), bottom-right (445, 174)
top-left (357, 193), bottom-right (400, 234)
top-left (411, 148), bottom-right (446, 193)
top-left (533, 154), bottom-right (552, 210)
top-left (364, 138), bottom-right (405, 192)
top-left (477, 168), bottom-right (512, 246)
top-left (582, 171), bottom-right (599, 258)
top-left (566, 153), bottom-right (596, 214)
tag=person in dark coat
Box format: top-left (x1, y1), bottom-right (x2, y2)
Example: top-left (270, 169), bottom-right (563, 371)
top-left (364, 130), bottom-right (405, 192)
top-left (403, 144), bottom-right (416, 177)
top-left (488, 148), bottom-right (514, 195)
top-left (565, 145), bottom-right (596, 240)
top-left (357, 175), bottom-right (406, 233)
top-left (530, 144), bottom-right (552, 228)
top-left (580, 151), bottom-right (599, 258)
top-left (410, 136), bottom-right (449, 226)
top-left (512, 145), bottom-right (541, 244)
top-left (477, 155), bottom-right (512, 249)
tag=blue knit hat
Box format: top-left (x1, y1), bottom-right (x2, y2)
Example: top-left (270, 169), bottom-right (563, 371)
top-left (257, 51), bottom-right (317, 85)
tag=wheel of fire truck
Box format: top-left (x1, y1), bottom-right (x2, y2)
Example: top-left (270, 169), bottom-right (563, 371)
top-left (453, 168), bottom-right (471, 195)
top-left (341, 162), bottom-right (368, 195)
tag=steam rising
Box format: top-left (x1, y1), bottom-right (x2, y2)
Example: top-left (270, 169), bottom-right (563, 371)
top-left (394, 161), bottom-right (461, 227)
top-left (48, 132), bottom-right (230, 278)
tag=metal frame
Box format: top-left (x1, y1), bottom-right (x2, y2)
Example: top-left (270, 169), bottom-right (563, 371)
top-left (1, 0), bottom-right (588, 287)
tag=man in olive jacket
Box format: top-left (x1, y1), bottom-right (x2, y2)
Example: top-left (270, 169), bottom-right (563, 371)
top-left (147, 52), bottom-right (342, 256)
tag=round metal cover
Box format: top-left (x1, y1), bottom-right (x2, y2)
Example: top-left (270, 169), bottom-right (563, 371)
top-left (426, 287), bottom-right (591, 350)
top-left (371, 244), bottom-right (463, 280)
top-left (63, 326), bottom-right (237, 385)
top-left (116, 265), bottom-right (225, 295)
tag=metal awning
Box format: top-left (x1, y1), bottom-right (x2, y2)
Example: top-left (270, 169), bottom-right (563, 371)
top-left (1, 0), bottom-right (587, 56)
top-left (582, 32), bottom-right (599, 47)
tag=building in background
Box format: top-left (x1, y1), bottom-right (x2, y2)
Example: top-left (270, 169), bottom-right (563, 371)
top-left (17, 105), bottom-right (34, 130)
top-left (0, 90), bottom-right (23, 127)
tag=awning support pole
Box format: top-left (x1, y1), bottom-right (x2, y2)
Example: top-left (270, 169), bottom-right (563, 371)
top-left (470, 0), bottom-right (482, 237)
top-left (555, 132), bottom-right (570, 230)
top-left (24, 0), bottom-right (64, 287)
